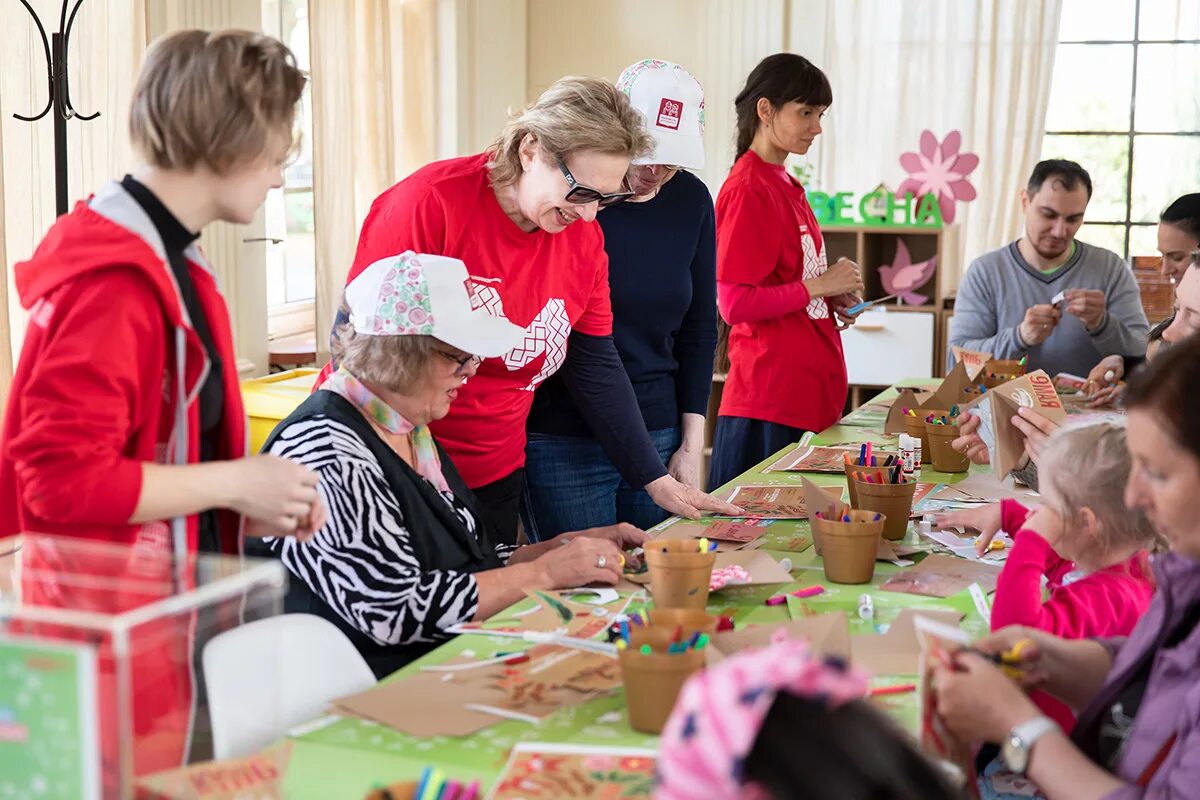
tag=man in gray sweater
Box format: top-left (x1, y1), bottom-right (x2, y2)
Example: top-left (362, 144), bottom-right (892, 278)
top-left (948, 159), bottom-right (1149, 376)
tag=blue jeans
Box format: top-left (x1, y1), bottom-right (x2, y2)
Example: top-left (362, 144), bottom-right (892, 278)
top-left (523, 428), bottom-right (681, 541)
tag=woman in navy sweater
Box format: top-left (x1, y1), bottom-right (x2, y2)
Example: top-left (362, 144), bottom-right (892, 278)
top-left (525, 60), bottom-right (717, 538)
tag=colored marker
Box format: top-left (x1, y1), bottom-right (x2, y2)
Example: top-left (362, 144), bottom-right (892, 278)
top-left (791, 585), bottom-right (824, 599)
top-left (414, 767), bottom-right (433, 800)
top-left (869, 683), bottom-right (917, 697)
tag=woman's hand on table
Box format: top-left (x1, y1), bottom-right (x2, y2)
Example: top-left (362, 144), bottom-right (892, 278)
top-left (934, 651), bottom-right (1042, 744)
top-left (646, 475), bottom-right (743, 520)
top-left (934, 503), bottom-right (1002, 555)
top-left (951, 413), bottom-right (990, 465)
top-left (532, 536), bottom-right (625, 587)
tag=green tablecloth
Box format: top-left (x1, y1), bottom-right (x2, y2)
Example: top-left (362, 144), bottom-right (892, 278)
top-left (283, 382), bottom-right (998, 797)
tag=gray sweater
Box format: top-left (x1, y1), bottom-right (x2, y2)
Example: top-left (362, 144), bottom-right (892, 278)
top-left (947, 240), bottom-right (1149, 376)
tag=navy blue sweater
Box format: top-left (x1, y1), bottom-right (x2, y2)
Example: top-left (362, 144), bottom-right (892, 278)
top-left (529, 169), bottom-right (717, 437)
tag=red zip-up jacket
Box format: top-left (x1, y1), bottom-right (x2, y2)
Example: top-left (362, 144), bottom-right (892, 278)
top-left (0, 180), bottom-right (248, 782)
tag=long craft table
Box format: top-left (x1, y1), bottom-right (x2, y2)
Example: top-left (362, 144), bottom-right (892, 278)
top-left (281, 381), bottom-right (1002, 796)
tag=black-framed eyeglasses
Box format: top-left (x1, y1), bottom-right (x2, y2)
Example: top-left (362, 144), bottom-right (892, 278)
top-left (436, 349), bottom-right (483, 375)
top-left (556, 156), bottom-right (634, 207)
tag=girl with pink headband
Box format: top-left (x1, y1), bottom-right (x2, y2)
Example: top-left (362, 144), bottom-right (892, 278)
top-left (657, 634), bottom-right (964, 800)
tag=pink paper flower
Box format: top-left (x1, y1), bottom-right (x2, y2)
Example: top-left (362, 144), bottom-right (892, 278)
top-left (897, 130), bottom-right (978, 223)
top-left (879, 239), bottom-right (938, 305)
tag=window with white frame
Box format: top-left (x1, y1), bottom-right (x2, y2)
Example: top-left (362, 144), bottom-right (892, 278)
top-left (1041, 0), bottom-right (1200, 259)
top-left (263, 0), bottom-right (315, 336)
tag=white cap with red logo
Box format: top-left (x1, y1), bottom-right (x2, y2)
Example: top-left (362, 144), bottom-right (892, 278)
top-left (616, 59), bottom-right (705, 170)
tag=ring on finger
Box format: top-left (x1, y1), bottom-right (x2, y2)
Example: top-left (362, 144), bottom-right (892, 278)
top-left (596, 554), bottom-right (607, 569)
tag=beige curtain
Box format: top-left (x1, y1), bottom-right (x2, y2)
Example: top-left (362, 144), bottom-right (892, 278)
top-left (309, 0), bottom-right (440, 360)
top-left (0, 117), bottom-right (11, 412)
top-left (1, 1), bottom-right (148, 401)
top-left (814, 0), bottom-right (1062, 288)
top-left (1, 0), bottom-right (271, 396)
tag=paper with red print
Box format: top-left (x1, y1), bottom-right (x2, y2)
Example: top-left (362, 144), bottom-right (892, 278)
top-left (487, 743), bottom-right (658, 799)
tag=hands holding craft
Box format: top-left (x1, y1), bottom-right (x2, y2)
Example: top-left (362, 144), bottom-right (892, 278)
top-left (1083, 354), bottom-right (1125, 408)
top-left (931, 629), bottom-right (1049, 744)
top-left (950, 406), bottom-right (1062, 469)
top-left (507, 523), bottom-right (650, 587)
top-left (805, 257), bottom-right (866, 331)
top-left (1019, 290), bottom-right (1109, 348)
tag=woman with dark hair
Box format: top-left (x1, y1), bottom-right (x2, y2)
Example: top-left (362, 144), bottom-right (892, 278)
top-left (1084, 192), bottom-right (1200, 405)
top-left (707, 53), bottom-right (864, 489)
top-left (934, 332), bottom-right (1200, 799)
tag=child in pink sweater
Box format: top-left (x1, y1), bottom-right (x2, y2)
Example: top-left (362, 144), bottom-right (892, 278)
top-left (938, 422), bottom-right (1157, 731)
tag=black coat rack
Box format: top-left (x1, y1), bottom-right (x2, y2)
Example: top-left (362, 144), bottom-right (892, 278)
top-left (14, 0), bottom-right (99, 217)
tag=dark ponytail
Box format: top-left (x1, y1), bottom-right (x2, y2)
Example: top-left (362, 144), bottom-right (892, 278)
top-left (1161, 193), bottom-right (1200, 242)
top-left (733, 53), bottom-right (833, 161)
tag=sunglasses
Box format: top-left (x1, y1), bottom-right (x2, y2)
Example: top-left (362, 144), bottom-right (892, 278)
top-left (436, 349), bottom-right (483, 376)
top-left (556, 156), bottom-right (634, 207)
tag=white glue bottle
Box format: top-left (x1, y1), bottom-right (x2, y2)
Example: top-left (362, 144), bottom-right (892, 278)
top-left (899, 434), bottom-right (921, 476)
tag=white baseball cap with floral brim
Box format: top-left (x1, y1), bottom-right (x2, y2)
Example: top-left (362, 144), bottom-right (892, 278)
top-left (344, 251), bottom-right (525, 358)
top-left (616, 59), bottom-right (706, 170)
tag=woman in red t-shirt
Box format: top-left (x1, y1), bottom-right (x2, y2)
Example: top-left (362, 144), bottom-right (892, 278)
top-left (708, 54), bottom-right (865, 489)
top-left (323, 77), bottom-right (739, 544)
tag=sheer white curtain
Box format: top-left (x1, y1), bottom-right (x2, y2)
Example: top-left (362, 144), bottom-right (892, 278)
top-left (1, 1), bottom-right (148, 400)
top-left (309, 0), bottom-right (441, 359)
top-left (813, 0), bottom-right (1062, 288)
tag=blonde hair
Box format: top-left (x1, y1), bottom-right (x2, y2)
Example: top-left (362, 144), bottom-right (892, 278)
top-left (488, 76), bottom-right (653, 187)
top-left (331, 307), bottom-right (438, 393)
top-left (130, 29), bottom-right (306, 174)
top-left (1038, 422), bottom-right (1160, 566)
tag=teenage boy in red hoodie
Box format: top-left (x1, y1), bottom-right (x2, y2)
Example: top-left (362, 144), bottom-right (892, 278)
top-left (0, 30), bottom-right (324, 787)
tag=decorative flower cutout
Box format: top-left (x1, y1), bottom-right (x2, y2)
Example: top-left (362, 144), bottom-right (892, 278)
top-left (879, 239), bottom-right (938, 305)
top-left (897, 130), bottom-right (978, 223)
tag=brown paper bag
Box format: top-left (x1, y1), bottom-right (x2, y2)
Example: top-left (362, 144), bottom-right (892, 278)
top-left (988, 369), bottom-right (1068, 477)
top-left (951, 345), bottom-right (994, 380)
top-left (884, 388), bottom-right (934, 433)
top-left (135, 744), bottom-right (292, 799)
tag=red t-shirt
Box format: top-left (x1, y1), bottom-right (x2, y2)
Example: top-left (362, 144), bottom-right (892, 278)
top-left (339, 153), bottom-right (614, 487)
top-left (715, 151), bottom-right (847, 431)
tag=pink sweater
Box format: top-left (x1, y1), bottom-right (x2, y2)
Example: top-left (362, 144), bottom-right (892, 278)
top-left (991, 499), bottom-right (1155, 730)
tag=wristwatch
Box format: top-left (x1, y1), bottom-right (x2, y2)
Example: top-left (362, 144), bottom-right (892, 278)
top-left (1002, 715), bottom-right (1059, 776)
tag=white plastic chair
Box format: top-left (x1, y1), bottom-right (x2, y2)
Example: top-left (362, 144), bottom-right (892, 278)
top-left (202, 613), bottom-right (376, 758)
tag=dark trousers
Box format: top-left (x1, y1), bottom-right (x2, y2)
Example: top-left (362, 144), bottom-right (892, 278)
top-left (707, 415), bottom-right (808, 490)
top-left (472, 468), bottom-right (526, 548)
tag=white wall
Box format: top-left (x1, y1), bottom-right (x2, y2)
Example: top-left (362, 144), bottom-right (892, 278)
top-left (524, 0), bottom-right (830, 194)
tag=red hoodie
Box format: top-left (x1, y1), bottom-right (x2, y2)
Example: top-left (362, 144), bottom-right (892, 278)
top-left (0, 180), bottom-right (248, 784)
top-left (991, 499), bottom-right (1155, 731)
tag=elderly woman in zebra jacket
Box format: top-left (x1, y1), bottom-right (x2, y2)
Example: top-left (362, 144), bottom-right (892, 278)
top-left (249, 252), bottom-right (647, 678)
